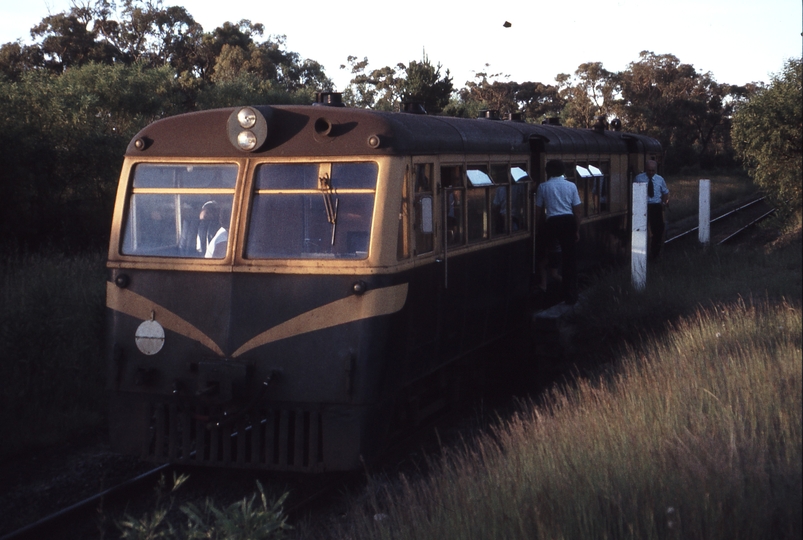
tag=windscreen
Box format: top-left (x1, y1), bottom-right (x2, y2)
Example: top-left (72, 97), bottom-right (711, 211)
top-left (245, 162), bottom-right (377, 259)
top-left (120, 164), bottom-right (237, 258)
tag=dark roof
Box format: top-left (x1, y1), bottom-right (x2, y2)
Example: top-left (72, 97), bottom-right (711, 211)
top-left (127, 105), bottom-right (662, 158)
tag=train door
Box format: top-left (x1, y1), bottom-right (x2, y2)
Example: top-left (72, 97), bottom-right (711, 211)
top-left (400, 159), bottom-right (439, 376)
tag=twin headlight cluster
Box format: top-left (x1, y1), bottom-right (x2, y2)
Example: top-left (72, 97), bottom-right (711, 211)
top-left (227, 106), bottom-right (270, 152)
top-left (227, 104), bottom-right (383, 152)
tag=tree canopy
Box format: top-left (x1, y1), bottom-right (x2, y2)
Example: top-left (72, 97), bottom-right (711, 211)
top-left (732, 58), bottom-right (802, 223)
top-left (342, 53), bottom-right (453, 114)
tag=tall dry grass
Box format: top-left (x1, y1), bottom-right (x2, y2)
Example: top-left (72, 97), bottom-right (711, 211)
top-left (0, 250), bottom-right (107, 458)
top-left (337, 299), bottom-right (801, 540)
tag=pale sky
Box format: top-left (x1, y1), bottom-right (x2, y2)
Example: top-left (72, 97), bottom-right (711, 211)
top-left (1, 0), bottom-right (800, 91)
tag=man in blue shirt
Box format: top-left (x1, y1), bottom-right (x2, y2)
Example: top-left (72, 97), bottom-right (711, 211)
top-left (535, 160), bottom-right (583, 305)
top-left (634, 160), bottom-right (670, 260)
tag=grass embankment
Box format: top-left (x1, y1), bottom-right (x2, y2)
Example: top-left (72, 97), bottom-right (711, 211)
top-left (330, 231), bottom-right (802, 539)
top-left (0, 250), bottom-right (107, 458)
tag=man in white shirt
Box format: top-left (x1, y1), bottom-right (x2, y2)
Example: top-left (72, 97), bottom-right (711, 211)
top-left (197, 201), bottom-right (227, 258)
top-left (535, 160), bottom-right (583, 305)
top-left (634, 160), bottom-right (670, 260)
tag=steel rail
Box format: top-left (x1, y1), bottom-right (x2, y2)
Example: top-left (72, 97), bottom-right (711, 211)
top-left (665, 196), bottom-right (766, 244)
top-left (0, 463), bottom-right (171, 540)
top-left (717, 208), bottom-right (776, 245)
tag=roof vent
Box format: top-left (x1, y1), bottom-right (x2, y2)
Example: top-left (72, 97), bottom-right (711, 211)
top-left (401, 101), bottom-right (427, 114)
top-left (610, 118), bottom-right (622, 131)
top-left (314, 92), bottom-right (346, 107)
top-left (542, 117), bottom-right (561, 126)
top-left (507, 112), bottom-right (524, 122)
top-left (479, 110), bottom-right (500, 120)
top-left (592, 115), bottom-right (608, 134)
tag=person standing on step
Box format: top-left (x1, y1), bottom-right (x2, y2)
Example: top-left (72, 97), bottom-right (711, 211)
top-left (535, 159), bottom-right (583, 305)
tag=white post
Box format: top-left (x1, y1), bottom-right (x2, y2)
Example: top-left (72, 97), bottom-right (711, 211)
top-left (631, 182), bottom-right (648, 291)
top-left (698, 179), bottom-right (711, 245)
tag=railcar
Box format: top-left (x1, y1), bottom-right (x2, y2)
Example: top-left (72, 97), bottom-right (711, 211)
top-left (106, 94), bottom-right (661, 472)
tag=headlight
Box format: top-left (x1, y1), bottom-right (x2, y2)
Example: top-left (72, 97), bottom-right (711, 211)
top-left (237, 130), bottom-right (258, 151)
top-left (237, 107), bottom-right (257, 128)
top-left (227, 106), bottom-right (271, 152)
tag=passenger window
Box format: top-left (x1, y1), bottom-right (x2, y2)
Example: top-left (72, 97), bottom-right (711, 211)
top-left (575, 164), bottom-right (591, 217)
top-left (490, 164), bottom-right (509, 237)
top-left (466, 166), bottom-right (491, 243)
top-left (414, 163), bottom-right (434, 255)
top-left (589, 163), bottom-right (609, 213)
top-left (509, 164), bottom-right (530, 232)
top-left (441, 165), bottom-right (464, 246)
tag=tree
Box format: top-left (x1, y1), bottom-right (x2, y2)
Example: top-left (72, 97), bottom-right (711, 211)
top-left (457, 69), bottom-right (562, 122)
top-left (29, 8), bottom-right (120, 72)
top-left (0, 41), bottom-right (44, 81)
top-left (93, 0), bottom-right (202, 72)
top-left (459, 69), bottom-right (519, 117)
top-left (399, 55), bottom-right (453, 114)
top-left (343, 54), bottom-right (452, 113)
top-left (514, 81), bottom-right (564, 123)
top-left (732, 58), bottom-right (802, 223)
top-left (210, 35), bottom-right (332, 92)
top-left (612, 51), bottom-right (739, 172)
top-left (343, 56), bottom-right (404, 110)
top-left (557, 62), bottom-right (615, 128)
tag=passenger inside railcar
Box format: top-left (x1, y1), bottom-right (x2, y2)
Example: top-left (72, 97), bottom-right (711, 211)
top-left (122, 164), bottom-right (236, 257)
top-left (180, 200), bottom-right (228, 258)
top-left (441, 165), bottom-right (464, 245)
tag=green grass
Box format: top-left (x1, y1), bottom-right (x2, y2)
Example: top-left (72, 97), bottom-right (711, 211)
top-left (324, 232), bottom-right (802, 540)
top-left (0, 249), bottom-right (107, 458)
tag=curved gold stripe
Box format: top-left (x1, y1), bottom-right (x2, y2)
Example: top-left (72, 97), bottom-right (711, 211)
top-left (232, 283), bottom-right (408, 358)
top-left (106, 281), bottom-right (224, 356)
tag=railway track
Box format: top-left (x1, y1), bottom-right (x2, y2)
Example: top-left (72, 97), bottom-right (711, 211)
top-left (1, 467), bottom-right (354, 540)
top-left (0, 459), bottom-right (359, 540)
top-left (666, 196), bottom-right (775, 246)
top-left (0, 463), bottom-right (170, 540)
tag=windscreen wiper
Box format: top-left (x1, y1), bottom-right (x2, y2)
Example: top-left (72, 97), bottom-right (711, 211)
top-left (319, 173), bottom-right (338, 246)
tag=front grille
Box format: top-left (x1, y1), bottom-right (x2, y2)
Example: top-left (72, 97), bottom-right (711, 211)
top-left (145, 402), bottom-right (325, 471)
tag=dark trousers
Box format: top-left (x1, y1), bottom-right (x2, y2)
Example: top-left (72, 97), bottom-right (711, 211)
top-left (540, 214), bottom-right (578, 303)
top-left (647, 204), bottom-right (665, 259)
